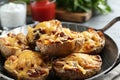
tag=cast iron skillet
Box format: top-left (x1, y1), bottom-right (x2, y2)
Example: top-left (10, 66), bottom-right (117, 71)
top-left (0, 17), bottom-right (120, 80)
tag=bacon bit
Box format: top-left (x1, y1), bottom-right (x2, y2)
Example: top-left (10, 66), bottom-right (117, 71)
top-left (18, 67), bottom-right (23, 70)
top-left (55, 32), bottom-right (66, 37)
top-left (5, 43), bottom-right (12, 46)
top-left (60, 32), bottom-right (65, 37)
top-left (34, 33), bottom-right (40, 40)
top-left (37, 39), bottom-right (42, 42)
top-left (34, 28), bottom-right (46, 34)
top-left (17, 40), bottom-right (22, 45)
top-left (31, 64), bottom-right (34, 67)
top-left (67, 37), bottom-right (74, 40)
top-left (40, 29), bottom-right (46, 34)
top-left (51, 31), bottom-right (57, 34)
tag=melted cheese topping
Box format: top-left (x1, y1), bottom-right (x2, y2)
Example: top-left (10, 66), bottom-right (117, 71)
top-left (62, 28), bottom-right (83, 38)
top-left (38, 27), bottom-right (84, 44)
top-left (35, 20), bottom-right (62, 33)
top-left (0, 33), bottom-right (28, 50)
top-left (62, 61), bottom-right (86, 74)
top-left (55, 53), bottom-right (102, 74)
top-left (79, 29), bottom-right (105, 53)
top-left (27, 20), bottom-right (62, 43)
top-left (5, 50), bottom-right (48, 79)
top-left (27, 26), bottom-right (35, 42)
top-left (27, 20), bottom-right (84, 44)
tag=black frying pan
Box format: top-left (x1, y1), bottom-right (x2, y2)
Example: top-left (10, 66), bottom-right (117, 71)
top-left (0, 17), bottom-right (120, 80)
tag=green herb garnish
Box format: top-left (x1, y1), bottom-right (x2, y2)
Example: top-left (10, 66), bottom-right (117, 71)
top-left (56, 0), bottom-right (111, 14)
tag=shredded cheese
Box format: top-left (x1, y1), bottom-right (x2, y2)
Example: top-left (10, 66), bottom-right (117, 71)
top-left (4, 50), bottom-right (47, 78)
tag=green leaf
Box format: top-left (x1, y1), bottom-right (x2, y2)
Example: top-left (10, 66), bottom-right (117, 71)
top-left (56, 0), bottom-right (111, 14)
top-left (92, 0), bottom-right (111, 14)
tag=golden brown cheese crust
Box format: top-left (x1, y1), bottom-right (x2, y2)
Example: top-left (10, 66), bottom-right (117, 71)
top-left (26, 20), bottom-right (84, 57)
top-left (79, 28), bottom-right (105, 54)
top-left (53, 53), bottom-right (102, 80)
top-left (26, 20), bottom-right (63, 50)
top-left (0, 33), bottom-right (29, 58)
top-left (27, 20), bottom-right (105, 56)
top-left (26, 20), bottom-right (63, 46)
top-left (36, 27), bottom-right (84, 57)
top-left (4, 50), bottom-right (49, 80)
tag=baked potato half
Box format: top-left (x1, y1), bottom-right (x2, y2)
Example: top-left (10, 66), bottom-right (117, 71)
top-left (36, 28), bottom-right (84, 57)
top-left (52, 53), bottom-right (102, 80)
top-left (4, 50), bottom-right (49, 80)
top-left (26, 20), bottom-right (63, 49)
top-left (79, 28), bottom-right (105, 54)
top-left (0, 33), bottom-right (29, 58)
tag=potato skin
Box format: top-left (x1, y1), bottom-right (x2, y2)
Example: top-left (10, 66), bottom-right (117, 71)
top-left (0, 43), bottom-right (19, 58)
top-left (4, 50), bottom-right (49, 80)
top-left (53, 66), bottom-right (101, 80)
top-left (26, 20), bottom-right (63, 50)
top-left (86, 45), bottom-right (105, 55)
top-left (52, 53), bottom-right (102, 80)
top-left (36, 39), bottom-right (83, 57)
top-left (0, 33), bottom-right (29, 58)
top-left (79, 29), bottom-right (105, 55)
top-left (5, 70), bottom-right (48, 80)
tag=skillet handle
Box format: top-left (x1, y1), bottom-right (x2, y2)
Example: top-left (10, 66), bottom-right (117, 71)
top-left (105, 54), bottom-right (120, 74)
top-left (98, 17), bottom-right (120, 32)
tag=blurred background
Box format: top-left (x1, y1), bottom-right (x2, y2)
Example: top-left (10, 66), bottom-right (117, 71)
top-left (0, 0), bottom-right (114, 25)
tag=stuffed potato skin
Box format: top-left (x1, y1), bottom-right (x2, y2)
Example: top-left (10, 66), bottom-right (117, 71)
top-left (36, 28), bottom-right (84, 57)
top-left (79, 28), bottom-right (105, 55)
top-left (53, 53), bottom-right (102, 80)
top-left (0, 33), bottom-right (29, 58)
top-left (4, 50), bottom-right (49, 80)
top-left (27, 20), bottom-right (84, 57)
top-left (26, 20), bottom-right (63, 50)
